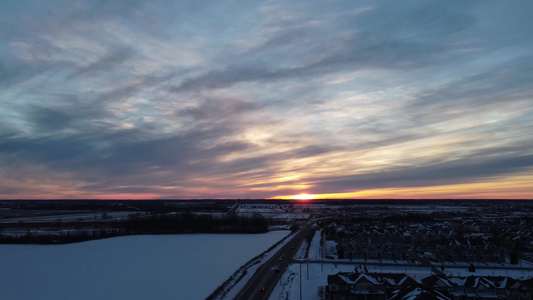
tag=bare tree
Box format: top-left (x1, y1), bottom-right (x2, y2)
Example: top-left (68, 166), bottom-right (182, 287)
top-left (317, 286), bottom-right (325, 300)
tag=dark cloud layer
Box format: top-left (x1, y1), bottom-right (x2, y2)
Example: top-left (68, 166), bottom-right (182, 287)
top-left (312, 154), bottom-right (533, 193)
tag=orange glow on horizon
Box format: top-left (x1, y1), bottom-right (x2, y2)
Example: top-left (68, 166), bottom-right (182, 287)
top-left (271, 174), bottom-right (533, 200)
top-left (3, 171), bottom-right (533, 200)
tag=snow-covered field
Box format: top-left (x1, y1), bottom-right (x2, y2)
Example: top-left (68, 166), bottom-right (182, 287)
top-left (0, 231), bottom-right (289, 300)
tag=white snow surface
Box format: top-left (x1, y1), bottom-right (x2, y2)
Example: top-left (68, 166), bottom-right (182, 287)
top-left (0, 231), bottom-right (289, 300)
top-left (271, 263), bottom-right (355, 300)
top-left (271, 262), bottom-right (533, 300)
top-left (325, 240), bottom-right (337, 258)
top-left (444, 267), bottom-right (533, 278)
top-left (294, 239), bottom-right (308, 260)
top-left (308, 230), bottom-right (322, 260)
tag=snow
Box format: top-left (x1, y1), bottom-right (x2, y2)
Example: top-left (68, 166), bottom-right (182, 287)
top-left (214, 231), bottom-right (295, 300)
top-left (269, 261), bottom-right (533, 300)
top-left (359, 264), bottom-right (433, 281)
top-left (270, 229), bottom-right (528, 299)
top-left (325, 240), bottom-right (337, 258)
top-left (273, 227), bottom-right (533, 300)
top-left (294, 238), bottom-right (308, 260)
top-left (272, 260), bottom-right (533, 299)
top-left (434, 259), bottom-right (533, 268)
top-left (308, 230), bottom-right (323, 260)
top-left (237, 208), bottom-right (284, 213)
top-left (271, 232), bottom-right (432, 300)
top-left (443, 267), bottom-right (533, 278)
top-left (271, 262), bottom-right (354, 300)
top-left (0, 231), bottom-right (289, 300)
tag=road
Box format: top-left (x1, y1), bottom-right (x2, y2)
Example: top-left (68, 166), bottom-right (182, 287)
top-left (234, 224), bottom-right (313, 300)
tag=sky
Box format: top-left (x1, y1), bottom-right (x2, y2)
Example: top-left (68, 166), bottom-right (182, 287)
top-left (0, 0), bottom-right (532, 200)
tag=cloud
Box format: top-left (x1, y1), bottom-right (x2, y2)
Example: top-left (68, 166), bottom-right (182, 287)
top-left (67, 45), bottom-right (136, 80)
top-left (317, 151), bottom-right (533, 193)
top-left (0, 56), bottom-right (48, 88)
top-left (310, 154), bottom-right (533, 194)
top-left (0, 0), bottom-right (532, 199)
top-left (348, 0), bottom-right (476, 39)
top-left (409, 56), bottom-right (533, 109)
top-left (170, 30), bottom-right (467, 94)
top-left (27, 106), bottom-right (73, 132)
top-left (179, 96), bottom-right (261, 122)
top-left (0, 95), bottom-right (258, 186)
top-left (168, 0), bottom-right (482, 93)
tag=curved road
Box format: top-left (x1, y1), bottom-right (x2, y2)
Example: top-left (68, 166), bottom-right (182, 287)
top-left (234, 224), bottom-right (313, 300)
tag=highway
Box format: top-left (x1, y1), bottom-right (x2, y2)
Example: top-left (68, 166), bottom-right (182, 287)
top-left (234, 224), bottom-right (313, 300)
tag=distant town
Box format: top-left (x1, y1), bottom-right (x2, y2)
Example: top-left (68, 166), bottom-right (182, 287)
top-left (2, 199), bottom-right (533, 300)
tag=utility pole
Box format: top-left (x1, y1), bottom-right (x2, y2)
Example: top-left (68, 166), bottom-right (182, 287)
top-left (321, 226), bottom-right (325, 272)
top-left (307, 258), bottom-right (309, 280)
top-left (300, 262), bottom-right (302, 300)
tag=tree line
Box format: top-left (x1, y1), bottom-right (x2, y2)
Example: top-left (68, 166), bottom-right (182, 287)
top-left (120, 212), bottom-right (269, 234)
top-left (0, 212), bottom-right (270, 244)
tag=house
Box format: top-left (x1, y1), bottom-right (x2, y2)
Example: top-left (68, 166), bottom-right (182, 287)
top-left (434, 237), bottom-right (504, 263)
top-left (326, 272), bottom-right (416, 300)
top-left (341, 234), bottom-right (405, 261)
top-left (422, 275), bottom-right (532, 300)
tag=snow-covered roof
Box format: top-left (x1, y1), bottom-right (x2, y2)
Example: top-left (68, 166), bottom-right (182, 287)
top-left (330, 272), bottom-right (413, 287)
top-left (390, 284), bottom-right (452, 300)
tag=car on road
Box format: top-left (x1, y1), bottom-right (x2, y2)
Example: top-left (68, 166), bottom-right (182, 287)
top-left (259, 287), bottom-right (265, 292)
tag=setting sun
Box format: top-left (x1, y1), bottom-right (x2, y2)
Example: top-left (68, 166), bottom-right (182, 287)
top-left (290, 194), bottom-right (316, 200)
